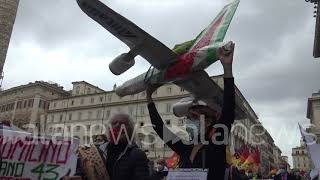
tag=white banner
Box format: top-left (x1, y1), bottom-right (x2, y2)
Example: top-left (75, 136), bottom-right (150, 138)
top-left (167, 168), bottom-right (208, 180)
top-left (0, 129), bottom-right (79, 180)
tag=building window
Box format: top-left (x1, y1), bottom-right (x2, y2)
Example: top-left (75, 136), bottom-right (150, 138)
top-left (140, 121), bottom-right (144, 127)
top-left (180, 88), bottom-right (185, 92)
top-left (23, 100), bottom-right (27, 108)
top-left (301, 151), bottom-right (304, 155)
top-left (167, 87), bottom-right (172, 94)
top-left (297, 151), bottom-right (299, 155)
top-left (71, 100), bottom-right (74, 106)
top-left (108, 95), bottom-right (112, 102)
top-left (106, 110), bottom-right (110, 118)
top-left (57, 127), bottom-right (62, 133)
top-left (165, 119), bottom-right (171, 126)
top-left (68, 113), bottom-right (72, 121)
top-left (59, 114), bottom-right (63, 122)
top-left (53, 102), bottom-right (57, 108)
top-left (28, 99), bottom-right (34, 107)
top-left (95, 126), bottom-right (99, 131)
top-left (80, 99), bottom-right (84, 105)
top-left (88, 111), bottom-right (92, 119)
top-left (87, 125), bottom-right (91, 130)
top-left (91, 97), bottom-right (94, 103)
top-left (78, 112), bottom-right (82, 120)
top-left (140, 106), bottom-right (145, 115)
top-left (76, 126), bottom-right (81, 131)
top-left (38, 100), bottom-right (43, 108)
top-left (76, 86), bottom-right (80, 95)
top-left (97, 110), bottom-right (101, 119)
top-left (87, 88), bottom-right (91, 94)
top-left (129, 106), bottom-right (134, 115)
top-left (100, 96), bottom-right (104, 102)
top-left (166, 103), bottom-right (172, 113)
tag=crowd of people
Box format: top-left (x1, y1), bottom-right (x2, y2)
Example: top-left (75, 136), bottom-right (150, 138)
top-left (61, 44), bottom-right (314, 180)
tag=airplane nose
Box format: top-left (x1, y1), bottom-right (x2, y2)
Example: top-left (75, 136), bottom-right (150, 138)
top-left (76, 0), bottom-right (88, 7)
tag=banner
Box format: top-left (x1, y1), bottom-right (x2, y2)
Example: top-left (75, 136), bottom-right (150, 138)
top-left (0, 129), bottom-right (79, 180)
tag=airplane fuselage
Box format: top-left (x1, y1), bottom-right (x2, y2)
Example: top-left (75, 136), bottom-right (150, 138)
top-left (115, 43), bottom-right (226, 97)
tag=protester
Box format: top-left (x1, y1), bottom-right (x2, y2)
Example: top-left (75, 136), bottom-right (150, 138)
top-left (273, 163), bottom-right (297, 180)
top-left (93, 134), bottom-right (108, 145)
top-left (146, 43), bottom-right (236, 180)
top-left (64, 114), bottom-right (150, 180)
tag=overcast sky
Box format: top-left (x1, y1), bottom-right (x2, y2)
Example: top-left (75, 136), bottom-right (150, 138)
top-left (4, 0), bottom-right (320, 165)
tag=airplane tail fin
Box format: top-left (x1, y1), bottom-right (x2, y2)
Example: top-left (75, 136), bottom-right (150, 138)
top-left (190, 0), bottom-right (240, 51)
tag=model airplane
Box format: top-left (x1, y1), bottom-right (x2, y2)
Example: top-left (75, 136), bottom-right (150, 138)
top-left (77, 0), bottom-right (246, 119)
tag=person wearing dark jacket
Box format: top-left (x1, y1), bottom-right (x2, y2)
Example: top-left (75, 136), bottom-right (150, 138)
top-left (146, 43), bottom-right (236, 180)
top-left (64, 114), bottom-right (150, 180)
top-left (273, 163), bottom-right (297, 180)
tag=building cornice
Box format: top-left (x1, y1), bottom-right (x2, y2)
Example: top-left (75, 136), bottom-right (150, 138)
top-left (48, 94), bottom-right (190, 113)
top-left (0, 81), bottom-right (70, 96)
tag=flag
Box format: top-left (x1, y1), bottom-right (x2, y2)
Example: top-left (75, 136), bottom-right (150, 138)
top-left (298, 123), bottom-right (320, 169)
top-left (166, 152), bottom-right (180, 169)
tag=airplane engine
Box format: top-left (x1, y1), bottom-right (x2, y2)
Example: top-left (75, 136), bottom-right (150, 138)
top-left (109, 53), bottom-right (135, 75)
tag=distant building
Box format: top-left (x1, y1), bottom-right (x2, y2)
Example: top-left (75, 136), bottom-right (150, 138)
top-left (0, 81), bottom-right (69, 129)
top-left (281, 156), bottom-right (291, 171)
top-left (273, 145), bottom-right (282, 168)
top-left (292, 144), bottom-right (313, 172)
top-left (307, 90), bottom-right (320, 141)
top-left (0, 0), bottom-right (20, 83)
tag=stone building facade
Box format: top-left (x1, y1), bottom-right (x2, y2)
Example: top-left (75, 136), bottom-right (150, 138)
top-left (307, 90), bottom-right (320, 142)
top-left (43, 75), bottom-right (283, 174)
top-left (0, 81), bottom-right (69, 129)
top-left (0, 0), bottom-right (19, 79)
top-left (292, 145), bottom-right (313, 172)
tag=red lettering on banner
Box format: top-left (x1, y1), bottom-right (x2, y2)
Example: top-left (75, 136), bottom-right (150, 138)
top-left (56, 141), bottom-right (71, 164)
top-left (38, 139), bottom-right (49, 163)
top-left (17, 143), bottom-right (28, 162)
top-left (1, 143), bottom-right (13, 159)
top-left (48, 140), bottom-right (58, 163)
top-left (27, 144), bottom-right (37, 162)
top-left (8, 140), bottom-right (24, 160)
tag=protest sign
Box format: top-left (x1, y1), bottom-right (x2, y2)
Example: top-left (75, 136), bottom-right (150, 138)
top-left (167, 168), bottom-right (208, 180)
top-left (0, 129), bottom-right (79, 180)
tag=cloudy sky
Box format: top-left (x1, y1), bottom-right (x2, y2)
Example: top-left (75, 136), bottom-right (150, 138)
top-left (4, 0), bottom-right (320, 165)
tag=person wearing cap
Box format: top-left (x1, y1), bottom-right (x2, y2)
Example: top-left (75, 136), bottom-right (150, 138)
top-left (146, 43), bottom-right (236, 180)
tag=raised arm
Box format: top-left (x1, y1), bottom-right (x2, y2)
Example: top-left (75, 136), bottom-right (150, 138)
top-left (146, 85), bottom-right (191, 155)
top-left (218, 42), bottom-right (235, 129)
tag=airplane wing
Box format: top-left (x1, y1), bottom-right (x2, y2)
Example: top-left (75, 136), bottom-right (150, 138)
top-left (190, 0), bottom-right (240, 52)
top-left (174, 70), bottom-right (247, 120)
top-left (77, 0), bottom-right (177, 70)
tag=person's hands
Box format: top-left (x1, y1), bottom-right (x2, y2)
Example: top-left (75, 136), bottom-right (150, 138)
top-left (218, 42), bottom-right (234, 78)
top-left (218, 41), bottom-right (234, 65)
top-left (146, 84), bottom-right (161, 103)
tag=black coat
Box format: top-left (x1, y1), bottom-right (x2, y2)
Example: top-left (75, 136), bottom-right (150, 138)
top-left (147, 78), bottom-right (235, 180)
top-left (273, 173), bottom-right (297, 180)
top-left (76, 143), bottom-right (150, 180)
